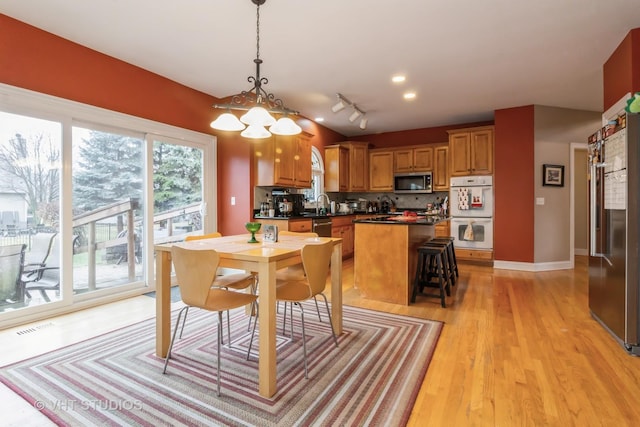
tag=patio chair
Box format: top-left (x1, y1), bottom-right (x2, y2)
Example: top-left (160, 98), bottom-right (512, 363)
top-left (24, 234), bottom-right (62, 302)
top-left (22, 232), bottom-right (57, 280)
top-left (0, 244), bottom-right (27, 305)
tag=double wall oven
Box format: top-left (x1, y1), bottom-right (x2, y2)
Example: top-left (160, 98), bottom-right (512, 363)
top-left (449, 176), bottom-right (494, 250)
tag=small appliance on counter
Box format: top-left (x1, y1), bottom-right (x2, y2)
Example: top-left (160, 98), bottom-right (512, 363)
top-left (272, 189), bottom-right (304, 217)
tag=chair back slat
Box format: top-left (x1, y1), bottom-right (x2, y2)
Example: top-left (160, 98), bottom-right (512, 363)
top-left (171, 245), bottom-right (219, 307)
top-left (302, 240), bottom-right (332, 297)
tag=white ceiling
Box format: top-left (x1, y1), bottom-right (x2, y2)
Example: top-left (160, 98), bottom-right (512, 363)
top-left (2, 0), bottom-right (640, 137)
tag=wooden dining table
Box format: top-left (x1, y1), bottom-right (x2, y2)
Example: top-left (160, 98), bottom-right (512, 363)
top-left (154, 233), bottom-right (343, 398)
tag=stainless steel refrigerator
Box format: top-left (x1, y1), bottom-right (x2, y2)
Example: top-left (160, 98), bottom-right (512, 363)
top-left (588, 111), bottom-right (640, 355)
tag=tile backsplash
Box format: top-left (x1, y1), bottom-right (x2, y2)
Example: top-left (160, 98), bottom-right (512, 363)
top-left (253, 186), bottom-right (449, 211)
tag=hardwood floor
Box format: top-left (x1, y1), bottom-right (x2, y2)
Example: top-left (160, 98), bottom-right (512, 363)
top-left (2, 256), bottom-right (639, 425)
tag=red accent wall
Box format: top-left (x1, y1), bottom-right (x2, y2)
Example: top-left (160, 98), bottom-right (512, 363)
top-left (604, 28), bottom-right (640, 110)
top-left (494, 106), bottom-right (535, 262)
top-left (0, 14), bottom-right (344, 235)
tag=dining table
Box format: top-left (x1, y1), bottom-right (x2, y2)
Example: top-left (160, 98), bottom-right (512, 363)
top-left (154, 233), bottom-right (343, 398)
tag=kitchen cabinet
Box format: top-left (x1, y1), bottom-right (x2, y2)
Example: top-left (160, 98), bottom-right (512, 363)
top-left (368, 149), bottom-right (394, 191)
top-left (433, 144), bottom-right (449, 191)
top-left (394, 146), bottom-right (433, 173)
top-left (255, 218), bottom-right (312, 233)
top-left (325, 141), bottom-right (369, 192)
top-left (331, 215), bottom-right (354, 258)
top-left (455, 248), bottom-right (493, 263)
top-left (254, 132), bottom-right (312, 188)
top-left (448, 126), bottom-right (494, 176)
top-left (434, 220), bottom-right (450, 238)
top-left (324, 145), bottom-right (349, 192)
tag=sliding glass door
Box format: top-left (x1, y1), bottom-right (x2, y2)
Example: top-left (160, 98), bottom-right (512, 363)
top-left (0, 85), bottom-right (215, 324)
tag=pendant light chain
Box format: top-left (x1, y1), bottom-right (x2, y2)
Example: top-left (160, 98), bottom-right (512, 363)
top-left (256, 2), bottom-right (260, 61)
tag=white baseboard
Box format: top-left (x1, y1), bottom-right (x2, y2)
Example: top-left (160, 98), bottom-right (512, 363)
top-left (493, 260), bottom-right (574, 272)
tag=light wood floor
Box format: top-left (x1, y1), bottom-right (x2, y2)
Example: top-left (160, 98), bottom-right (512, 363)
top-left (2, 256), bottom-right (640, 426)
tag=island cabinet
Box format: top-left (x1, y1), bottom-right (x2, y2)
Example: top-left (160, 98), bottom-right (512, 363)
top-left (368, 149), bottom-right (394, 191)
top-left (324, 141), bottom-right (369, 192)
top-left (331, 215), bottom-right (354, 258)
top-left (448, 125), bottom-right (494, 176)
top-left (432, 143), bottom-right (449, 191)
top-left (354, 222), bottom-right (435, 305)
top-left (254, 132), bottom-right (312, 188)
top-left (434, 219), bottom-right (450, 238)
top-left (393, 146), bottom-right (433, 173)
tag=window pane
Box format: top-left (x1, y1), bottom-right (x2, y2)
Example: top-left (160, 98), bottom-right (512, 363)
top-left (72, 126), bottom-right (144, 294)
top-left (0, 111), bottom-right (61, 310)
top-left (152, 139), bottom-right (203, 243)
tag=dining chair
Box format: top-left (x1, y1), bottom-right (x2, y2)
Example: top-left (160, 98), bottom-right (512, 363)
top-left (0, 243), bottom-right (27, 305)
top-left (275, 231), bottom-right (324, 325)
top-left (181, 232), bottom-right (256, 344)
top-left (247, 239), bottom-right (338, 379)
top-left (163, 245), bottom-right (257, 396)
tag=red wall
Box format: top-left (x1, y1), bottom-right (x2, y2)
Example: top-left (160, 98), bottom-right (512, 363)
top-left (603, 28), bottom-right (640, 110)
top-left (0, 14), bottom-right (344, 235)
top-left (494, 106), bottom-right (535, 263)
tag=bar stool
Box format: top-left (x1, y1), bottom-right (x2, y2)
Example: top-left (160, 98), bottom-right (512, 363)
top-left (411, 244), bottom-right (450, 307)
top-left (421, 240), bottom-right (455, 291)
top-left (429, 237), bottom-right (458, 285)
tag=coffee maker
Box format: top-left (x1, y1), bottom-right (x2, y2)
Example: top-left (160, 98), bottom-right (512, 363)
top-left (272, 190), bottom-right (304, 217)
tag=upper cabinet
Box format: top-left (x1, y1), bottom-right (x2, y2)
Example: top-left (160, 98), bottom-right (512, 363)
top-left (325, 141), bottom-right (369, 192)
top-left (393, 146), bottom-right (433, 173)
top-left (369, 149), bottom-right (394, 192)
top-left (254, 132), bottom-right (312, 188)
top-left (432, 143), bottom-right (449, 191)
top-left (448, 125), bottom-right (494, 176)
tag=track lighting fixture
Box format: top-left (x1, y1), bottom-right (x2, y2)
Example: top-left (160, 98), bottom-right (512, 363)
top-left (332, 93), bottom-right (368, 130)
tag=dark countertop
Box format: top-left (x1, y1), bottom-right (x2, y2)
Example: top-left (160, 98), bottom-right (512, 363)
top-left (253, 212), bottom-right (371, 220)
top-left (353, 215), bottom-right (450, 226)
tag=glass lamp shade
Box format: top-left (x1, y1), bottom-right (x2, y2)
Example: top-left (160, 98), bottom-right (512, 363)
top-left (270, 117), bottom-right (302, 135)
top-left (241, 124), bottom-right (272, 139)
top-left (240, 106), bottom-right (277, 127)
top-left (210, 112), bottom-right (246, 131)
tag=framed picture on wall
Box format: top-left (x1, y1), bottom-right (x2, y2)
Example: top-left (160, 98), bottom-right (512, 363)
top-left (543, 164), bottom-right (565, 187)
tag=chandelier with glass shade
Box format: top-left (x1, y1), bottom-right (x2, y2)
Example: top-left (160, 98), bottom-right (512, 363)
top-left (210, 0), bottom-right (301, 139)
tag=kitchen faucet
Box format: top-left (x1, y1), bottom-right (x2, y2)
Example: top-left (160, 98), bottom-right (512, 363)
top-left (316, 193), bottom-right (331, 215)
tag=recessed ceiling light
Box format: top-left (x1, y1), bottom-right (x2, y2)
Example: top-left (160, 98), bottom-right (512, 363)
top-left (315, 117), bottom-right (324, 122)
top-left (403, 92), bottom-right (416, 100)
top-left (392, 75), bottom-right (406, 83)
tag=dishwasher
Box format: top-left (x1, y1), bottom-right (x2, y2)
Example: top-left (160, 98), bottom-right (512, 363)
top-left (312, 217), bottom-right (333, 237)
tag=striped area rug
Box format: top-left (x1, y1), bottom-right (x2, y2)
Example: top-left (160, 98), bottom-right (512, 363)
top-left (0, 304), bottom-right (442, 426)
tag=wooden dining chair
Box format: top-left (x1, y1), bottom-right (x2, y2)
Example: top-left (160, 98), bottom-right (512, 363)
top-left (247, 239), bottom-right (338, 379)
top-left (163, 245), bottom-right (257, 396)
top-left (275, 231), bottom-right (324, 324)
top-left (181, 231), bottom-right (256, 344)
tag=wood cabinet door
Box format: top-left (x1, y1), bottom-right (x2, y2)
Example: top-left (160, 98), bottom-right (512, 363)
top-left (413, 147), bottom-right (434, 171)
top-left (324, 146), bottom-right (349, 192)
top-left (449, 132), bottom-right (471, 176)
top-left (393, 149), bottom-right (413, 173)
top-left (294, 134), bottom-right (312, 187)
top-left (273, 136), bottom-right (296, 186)
top-left (470, 129), bottom-right (493, 175)
top-left (349, 144), bottom-right (368, 191)
top-left (433, 145), bottom-right (449, 191)
top-left (369, 150), bottom-right (394, 191)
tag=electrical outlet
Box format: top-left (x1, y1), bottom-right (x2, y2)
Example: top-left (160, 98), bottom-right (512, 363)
top-left (231, 196), bottom-right (236, 206)
top-left (536, 197), bottom-right (545, 205)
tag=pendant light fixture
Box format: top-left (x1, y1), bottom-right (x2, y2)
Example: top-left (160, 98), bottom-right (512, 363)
top-left (210, 0), bottom-right (301, 139)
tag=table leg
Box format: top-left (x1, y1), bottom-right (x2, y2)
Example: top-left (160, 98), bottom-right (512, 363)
top-left (258, 260), bottom-right (277, 397)
top-left (331, 242), bottom-right (343, 334)
top-left (155, 250), bottom-right (171, 357)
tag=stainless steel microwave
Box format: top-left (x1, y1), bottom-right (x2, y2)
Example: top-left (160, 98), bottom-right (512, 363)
top-left (393, 172), bottom-right (433, 193)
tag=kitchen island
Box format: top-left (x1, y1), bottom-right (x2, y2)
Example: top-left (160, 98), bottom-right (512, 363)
top-left (353, 215), bottom-right (449, 305)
